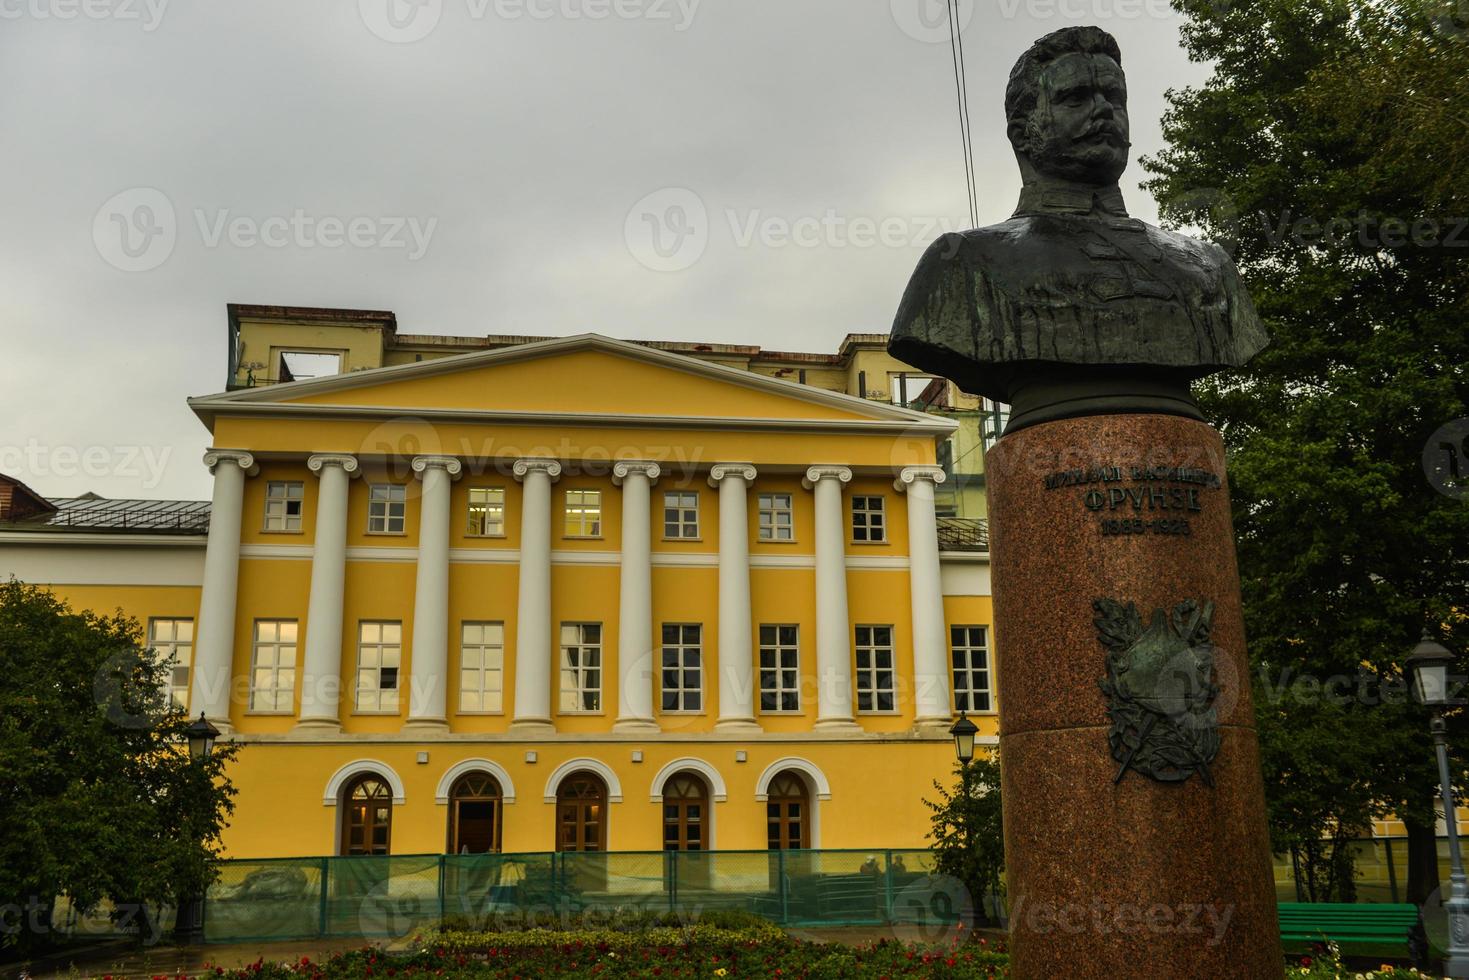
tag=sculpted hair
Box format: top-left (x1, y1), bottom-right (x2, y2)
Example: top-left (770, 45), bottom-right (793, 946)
top-left (1004, 26), bottom-right (1123, 127)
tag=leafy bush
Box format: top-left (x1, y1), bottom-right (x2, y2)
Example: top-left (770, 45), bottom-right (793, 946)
top-left (191, 935), bottom-right (1010, 979)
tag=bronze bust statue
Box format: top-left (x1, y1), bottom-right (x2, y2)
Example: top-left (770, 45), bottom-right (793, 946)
top-left (889, 26), bottom-right (1268, 432)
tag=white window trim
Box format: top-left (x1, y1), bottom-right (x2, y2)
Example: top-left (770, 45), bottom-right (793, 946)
top-left (756, 492), bottom-right (796, 543)
top-left (248, 619), bottom-right (297, 715)
top-left (951, 624), bottom-right (996, 715)
top-left (851, 494), bottom-right (887, 544)
top-left (465, 487), bottom-right (507, 538)
top-left (434, 759), bottom-right (517, 804)
top-left (854, 624), bottom-right (898, 714)
top-left (662, 490), bottom-right (701, 540)
top-left (458, 621), bottom-right (506, 715)
top-left (262, 480), bottom-right (305, 534)
top-left (367, 484), bottom-right (407, 535)
top-left (558, 622), bottom-right (604, 713)
top-left (563, 489), bottom-right (604, 539)
top-left (659, 623), bottom-right (704, 714)
top-left (354, 620), bottom-right (403, 714)
top-left (757, 624), bottom-right (802, 714)
top-left (148, 617), bottom-right (194, 708)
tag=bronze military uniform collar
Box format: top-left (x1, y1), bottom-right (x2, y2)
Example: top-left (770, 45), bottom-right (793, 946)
top-left (1013, 180), bottom-right (1129, 218)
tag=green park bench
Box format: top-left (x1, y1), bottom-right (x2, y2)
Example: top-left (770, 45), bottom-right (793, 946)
top-left (1277, 902), bottom-right (1425, 963)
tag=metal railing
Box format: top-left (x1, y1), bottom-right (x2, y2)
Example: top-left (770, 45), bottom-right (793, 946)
top-left (937, 517), bottom-right (989, 552)
top-left (39, 507), bottom-right (212, 534)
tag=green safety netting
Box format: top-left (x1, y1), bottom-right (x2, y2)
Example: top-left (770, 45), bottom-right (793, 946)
top-left (203, 848), bottom-right (971, 943)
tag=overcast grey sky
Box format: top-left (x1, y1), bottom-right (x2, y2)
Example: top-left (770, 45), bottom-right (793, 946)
top-left (0, 0), bottom-right (1209, 501)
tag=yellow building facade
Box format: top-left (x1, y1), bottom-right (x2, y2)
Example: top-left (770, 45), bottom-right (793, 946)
top-left (1, 328), bottom-right (997, 860)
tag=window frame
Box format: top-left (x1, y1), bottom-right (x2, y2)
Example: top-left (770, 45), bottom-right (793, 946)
top-left (659, 623), bottom-right (704, 714)
top-left (367, 483), bottom-right (407, 535)
top-left (563, 489), bottom-right (603, 539)
top-left (558, 622), bottom-right (604, 713)
top-left (757, 623), bottom-right (802, 714)
top-left (854, 624), bottom-right (898, 714)
top-left (354, 620), bottom-right (403, 714)
top-left (756, 492), bottom-right (795, 543)
top-left (951, 624), bottom-right (994, 714)
top-left (248, 619), bottom-right (298, 714)
top-left (262, 480), bottom-right (305, 533)
top-left (662, 490), bottom-right (700, 540)
top-left (851, 494), bottom-right (887, 544)
top-left (458, 621), bottom-right (506, 714)
top-left (148, 617), bottom-right (194, 708)
top-left (465, 487), bottom-right (507, 538)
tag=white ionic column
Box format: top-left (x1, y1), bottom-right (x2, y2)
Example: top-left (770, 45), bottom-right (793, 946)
top-left (803, 465), bottom-right (858, 731)
top-left (406, 455), bottom-right (462, 732)
top-left (510, 458), bottom-right (561, 734)
top-left (295, 453), bottom-right (359, 732)
top-left (709, 463), bottom-right (760, 733)
top-left (191, 449), bottom-right (257, 733)
top-left (897, 465), bottom-right (951, 729)
top-left (612, 460), bottom-right (660, 733)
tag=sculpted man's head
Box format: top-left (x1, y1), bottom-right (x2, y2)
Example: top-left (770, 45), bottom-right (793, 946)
top-left (1004, 26), bottom-right (1131, 186)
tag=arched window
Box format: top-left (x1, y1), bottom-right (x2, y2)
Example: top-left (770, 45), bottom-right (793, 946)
top-left (556, 772), bottom-right (606, 852)
top-left (661, 773), bottom-right (708, 852)
top-left (342, 775), bottom-right (393, 856)
top-left (448, 772), bottom-right (503, 854)
top-left (766, 770), bottom-right (809, 850)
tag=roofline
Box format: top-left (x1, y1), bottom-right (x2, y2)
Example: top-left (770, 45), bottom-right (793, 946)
top-left (227, 303), bottom-right (399, 327)
top-left (189, 333), bottom-right (952, 432)
top-left (0, 475), bottom-right (58, 516)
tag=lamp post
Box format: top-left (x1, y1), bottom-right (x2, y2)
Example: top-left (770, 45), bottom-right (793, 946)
top-left (176, 712), bottom-right (219, 945)
top-left (1405, 632), bottom-right (1469, 978)
top-left (950, 710), bottom-right (978, 766)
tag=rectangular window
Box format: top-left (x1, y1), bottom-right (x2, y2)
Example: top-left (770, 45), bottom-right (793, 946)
top-left (758, 624), bottom-right (800, 712)
top-left (564, 490), bottom-right (602, 537)
top-left (263, 481), bottom-right (304, 532)
top-left (852, 495), bottom-right (886, 543)
top-left (368, 484), bottom-right (406, 534)
top-left (951, 625), bottom-right (992, 712)
top-left (460, 621), bottom-right (505, 713)
top-left (757, 493), bottom-right (794, 541)
top-left (663, 491), bottom-right (699, 539)
top-left (249, 620), bottom-right (297, 713)
top-left (855, 625), bottom-right (896, 712)
top-left (466, 487), bottom-right (506, 536)
top-left (355, 621), bottom-right (402, 713)
top-left (149, 617), bottom-right (194, 707)
top-left (559, 622), bottom-right (602, 712)
top-left (660, 623), bottom-right (703, 712)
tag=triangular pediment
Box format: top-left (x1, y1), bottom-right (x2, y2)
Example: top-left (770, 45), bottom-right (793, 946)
top-left (190, 334), bottom-right (950, 432)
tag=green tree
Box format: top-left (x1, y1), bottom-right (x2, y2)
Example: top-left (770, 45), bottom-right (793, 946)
top-left (924, 755), bottom-right (1004, 924)
top-left (1142, 0), bottom-right (1469, 902)
top-left (0, 580), bottom-right (239, 951)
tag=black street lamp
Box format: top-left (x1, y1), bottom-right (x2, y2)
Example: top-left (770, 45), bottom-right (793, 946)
top-left (950, 711), bottom-right (978, 765)
top-left (175, 712), bottom-right (219, 945)
top-left (184, 711), bottom-right (219, 762)
top-left (1405, 632), bottom-right (1468, 978)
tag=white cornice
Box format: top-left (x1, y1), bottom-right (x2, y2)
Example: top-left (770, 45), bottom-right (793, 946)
top-left (188, 333), bottom-right (956, 434)
top-left (0, 532), bottom-right (207, 548)
top-left (187, 401), bottom-right (957, 436)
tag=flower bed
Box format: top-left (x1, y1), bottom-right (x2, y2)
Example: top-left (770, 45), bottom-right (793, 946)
top-left (165, 929), bottom-right (1443, 979)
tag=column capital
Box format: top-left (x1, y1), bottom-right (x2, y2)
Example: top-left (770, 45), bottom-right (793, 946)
top-left (611, 460), bottom-right (661, 485)
top-left (203, 449), bottom-right (258, 476)
top-left (306, 453), bottom-right (360, 477)
top-left (708, 462), bottom-right (757, 487)
top-left (802, 465), bottom-right (852, 490)
top-left (513, 457), bottom-right (562, 482)
top-left (895, 465), bottom-right (947, 491)
top-left (411, 455), bottom-right (463, 479)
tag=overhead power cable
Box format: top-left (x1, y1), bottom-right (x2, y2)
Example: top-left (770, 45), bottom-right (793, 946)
top-left (945, 0), bottom-right (978, 227)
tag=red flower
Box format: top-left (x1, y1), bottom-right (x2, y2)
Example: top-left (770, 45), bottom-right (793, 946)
top-left (1300, 956), bottom-right (1313, 967)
